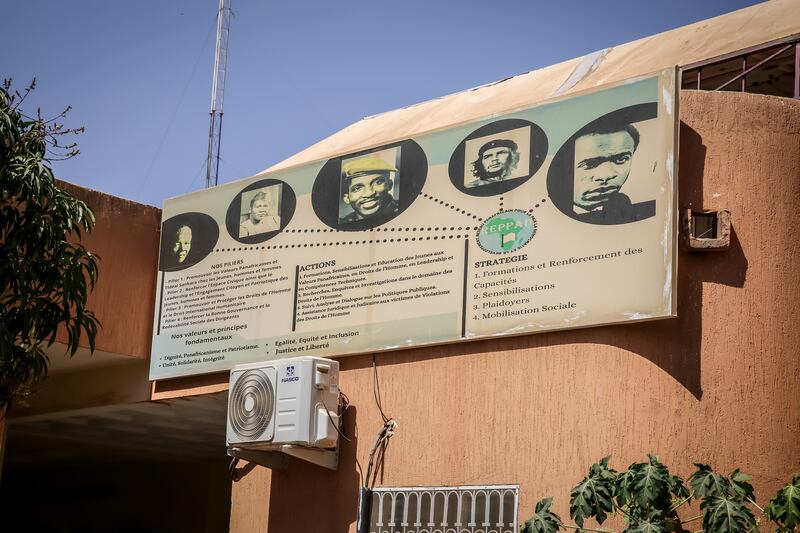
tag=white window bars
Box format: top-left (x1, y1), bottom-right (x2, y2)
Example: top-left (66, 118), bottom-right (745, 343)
top-left (368, 484), bottom-right (519, 533)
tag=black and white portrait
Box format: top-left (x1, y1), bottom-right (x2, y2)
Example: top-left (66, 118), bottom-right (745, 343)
top-left (159, 212), bottom-right (219, 272)
top-left (238, 184), bottom-right (282, 238)
top-left (448, 118), bottom-right (547, 197)
top-left (224, 178), bottom-right (296, 244)
top-left (464, 126), bottom-right (530, 189)
top-left (547, 103), bottom-right (658, 225)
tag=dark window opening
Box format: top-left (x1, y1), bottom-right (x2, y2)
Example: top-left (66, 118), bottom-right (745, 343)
top-left (682, 40), bottom-right (798, 99)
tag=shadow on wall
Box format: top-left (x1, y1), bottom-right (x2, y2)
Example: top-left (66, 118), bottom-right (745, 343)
top-left (264, 405), bottom-right (362, 533)
top-left (344, 123), bottom-right (748, 401)
top-left (252, 122), bottom-right (752, 532)
top-left (537, 122), bottom-right (748, 399)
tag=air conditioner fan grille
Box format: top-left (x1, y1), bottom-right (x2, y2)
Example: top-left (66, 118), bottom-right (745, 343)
top-left (229, 369), bottom-right (274, 439)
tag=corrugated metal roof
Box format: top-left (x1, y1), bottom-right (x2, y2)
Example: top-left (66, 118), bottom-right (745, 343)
top-left (263, 0), bottom-right (799, 173)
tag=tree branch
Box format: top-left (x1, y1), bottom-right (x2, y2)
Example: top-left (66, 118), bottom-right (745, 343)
top-left (670, 496), bottom-right (692, 511)
top-left (680, 514), bottom-right (703, 525)
top-left (746, 497), bottom-right (764, 513)
top-left (562, 524), bottom-right (618, 533)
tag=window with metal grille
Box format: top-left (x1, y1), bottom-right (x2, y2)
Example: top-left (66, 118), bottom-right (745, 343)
top-left (366, 484), bottom-right (519, 533)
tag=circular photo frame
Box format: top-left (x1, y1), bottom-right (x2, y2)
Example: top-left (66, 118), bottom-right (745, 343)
top-left (311, 139), bottom-right (428, 231)
top-left (546, 103), bottom-right (658, 225)
top-left (448, 118), bottom-right (548, 197)
top-left (476, 210), bottom-right (538, 255)
top-left (159, 212), bottom-right (219, 272)
top-left (225, 178), bottom-right (296, 244)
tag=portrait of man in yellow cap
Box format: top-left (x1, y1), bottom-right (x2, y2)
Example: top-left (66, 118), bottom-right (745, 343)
top-left (339, 147), bottom-right (400, 224)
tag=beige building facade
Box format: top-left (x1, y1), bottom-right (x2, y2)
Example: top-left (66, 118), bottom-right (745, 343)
top-left (1, 2), bottom-right (799, 532)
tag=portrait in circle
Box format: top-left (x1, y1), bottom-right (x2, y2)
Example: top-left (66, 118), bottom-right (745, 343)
top-left (547, 103), bottom-right (658, 225)
top-left (463, 126), bottom-right (531, 189)
top-left (159, 212), bottom-right (219, 272)
top-left (312, 139), bottom-right (427, 231)
top-left (238, 184), bottom-right (282, 238)
top-left (338, 146), bottom-right (401, 225)
top-left (448, 118), bottom-right (547, 197)
top-left (225, 178), bottom-right (296, 244)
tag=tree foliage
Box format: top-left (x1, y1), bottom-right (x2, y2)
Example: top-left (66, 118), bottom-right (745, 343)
top-left (0, 79), bottom-right (99, 410)
top-left (523, 497), bottom-right (563, 533)
top-left (525, 456), bottom-right (798, 533)
top-left (764, 474), bottom-right (800, 533)
top-left (570, 456), bottom-right (618, 527)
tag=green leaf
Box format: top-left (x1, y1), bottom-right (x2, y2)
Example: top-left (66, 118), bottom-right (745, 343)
top-left (690, 464), bottom-right (732, 499)
top-left (617, 455), bottom-right (674, 521)
top-left (523, 497), bottom-right (563, 533)
top-left (633, 456), bottom-right (671, 509)
top-left (0, 80), bottom-right (98, 409)
top-left (701, 494), bottom-right (757, 533)
top-left (729, 470), bottom-right (755, 502)
top-left (617, 466), bottom-right (640, 505)
top-left (764, 473), bottom-right (800, 532)
top-left (625, 518), bottom-right (668, 533)
top-left (570, 457), bottom-right (618, 526)
top-left (668, 474), bottom-right (690, 501)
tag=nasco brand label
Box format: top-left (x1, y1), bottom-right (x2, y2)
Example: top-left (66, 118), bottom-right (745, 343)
top-left (281, 364), bottom-right (299, 383)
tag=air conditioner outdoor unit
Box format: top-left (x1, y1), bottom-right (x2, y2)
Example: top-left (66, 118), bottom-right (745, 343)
top-left (226, 356), bottom-right (340, 468)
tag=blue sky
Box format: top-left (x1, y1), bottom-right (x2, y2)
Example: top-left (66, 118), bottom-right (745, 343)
top-left (2, 0), bottom-right (761, 207)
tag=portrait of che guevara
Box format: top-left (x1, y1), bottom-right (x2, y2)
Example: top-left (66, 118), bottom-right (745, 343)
top-left (465, 138), bottom-right (522, 189)
top-left (448, 118), bottom-right (546, 197)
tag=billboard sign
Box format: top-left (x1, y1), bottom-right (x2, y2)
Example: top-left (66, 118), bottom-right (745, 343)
top-left (150, 68), bottom-right (678, 380)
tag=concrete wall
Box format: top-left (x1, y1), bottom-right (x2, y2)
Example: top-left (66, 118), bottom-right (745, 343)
top-left (5, 186), bottom-right (161, 419)
top-left (229, 90), bottom-right (800, 532)
top-left (57, 181), bottom-right (161, 360)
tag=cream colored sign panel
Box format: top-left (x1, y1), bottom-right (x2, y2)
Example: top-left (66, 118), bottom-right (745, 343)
top-left (150, 68), bottom-right (678, 380)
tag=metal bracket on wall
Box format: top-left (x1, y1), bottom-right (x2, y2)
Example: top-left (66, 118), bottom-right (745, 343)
top-left (682, 209), bottom-right (731, 251)
top-left (227, 442), bottom-right (338, 472)
top-left (281, 444), bottom-right (338, 470)
top-left (227, 446), bottom-right (289, 472)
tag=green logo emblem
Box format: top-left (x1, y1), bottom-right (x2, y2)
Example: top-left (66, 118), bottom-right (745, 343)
top-left (477, 210), bottom-right (537, 254)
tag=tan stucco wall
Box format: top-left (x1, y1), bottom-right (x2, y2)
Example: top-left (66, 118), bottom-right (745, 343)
top-left (57, 181), bottom-right (161, 359)
top-left (4, 186), bottom-right (161, 418)
top-left (230, 90), bottom-right (800, 532)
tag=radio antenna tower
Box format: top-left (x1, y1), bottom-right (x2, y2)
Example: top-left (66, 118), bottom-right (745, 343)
top-left (206, 0), bottom-right (233, 188)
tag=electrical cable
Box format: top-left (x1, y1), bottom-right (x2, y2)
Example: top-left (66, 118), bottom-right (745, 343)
top-left (228, 456), bottom-right (240, 479)
top-left (364, 418), bottom-right (397, 489)
top-left (358, 359), bottom-right (397, 532)
top-left (320, 392), bottom-right (350, 443)
top-left (371, 353), bottom-right (389, 424)
top-left (370, 442), bottom-right (386, 488)
top-left (340, 390), bottom-right (366, 488)
top-left (364, 353), bottom-right (397, 488)
top-left (184, 157), bottom-right (210, 193)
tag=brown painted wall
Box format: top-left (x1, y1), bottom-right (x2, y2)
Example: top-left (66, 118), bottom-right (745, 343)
top-left (230, 90), bottom-right (800, 532)
top-left (57, 182), bottom-right (161, 359)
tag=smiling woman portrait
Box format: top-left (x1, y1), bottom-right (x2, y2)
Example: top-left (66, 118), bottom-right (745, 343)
top-left (239, 185), bottom-right (282, 238)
